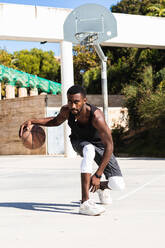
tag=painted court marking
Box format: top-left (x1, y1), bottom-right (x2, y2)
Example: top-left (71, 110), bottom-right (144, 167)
top-left (117, 174), bottom-right (165, 201)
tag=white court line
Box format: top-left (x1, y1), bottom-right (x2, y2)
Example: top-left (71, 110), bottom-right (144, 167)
top-left (117, 175), bottom-right (165, 201)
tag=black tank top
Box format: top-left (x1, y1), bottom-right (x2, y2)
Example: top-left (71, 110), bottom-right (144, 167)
top-left (68, 103), bottom-right (104, 147)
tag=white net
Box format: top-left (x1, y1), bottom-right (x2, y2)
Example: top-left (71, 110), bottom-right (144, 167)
top-left (75, 32), bottom-right (99, 46)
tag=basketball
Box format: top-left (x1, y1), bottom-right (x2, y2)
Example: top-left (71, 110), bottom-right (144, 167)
top-left (21, 125), bottom-right (46, 150)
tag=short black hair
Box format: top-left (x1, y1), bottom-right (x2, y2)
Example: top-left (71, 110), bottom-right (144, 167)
top-left (67, 85), bottom-right (86, 97)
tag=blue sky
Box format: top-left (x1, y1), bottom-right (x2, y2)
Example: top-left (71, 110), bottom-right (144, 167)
top-left (0, 0), bottom-right (120, 56)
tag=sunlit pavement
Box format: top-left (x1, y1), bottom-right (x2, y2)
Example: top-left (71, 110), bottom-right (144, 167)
top-left (0, 155), bottom-right (165, 248)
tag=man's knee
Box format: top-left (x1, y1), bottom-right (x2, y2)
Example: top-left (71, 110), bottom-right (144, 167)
top-left (108, 176), bottom-right (125, 191)
top-left (82, 144), bottom-right (95, 160)
top-left (81, 144), bottom-right (95, 173)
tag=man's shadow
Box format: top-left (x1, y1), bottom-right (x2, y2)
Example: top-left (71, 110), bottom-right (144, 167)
top-left (0, 202), bottom-right (80, 215)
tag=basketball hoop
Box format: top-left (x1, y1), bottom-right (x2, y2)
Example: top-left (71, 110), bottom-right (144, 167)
top-left (63, 3), bottom-right (118, 124)
top-left (63, 4), bottom-right (117, 45)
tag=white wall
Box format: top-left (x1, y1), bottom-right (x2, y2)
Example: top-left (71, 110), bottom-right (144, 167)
top-left (103, 13), bottom-right (165, 49)
top-left (0, 3), bottom-right (70, 42)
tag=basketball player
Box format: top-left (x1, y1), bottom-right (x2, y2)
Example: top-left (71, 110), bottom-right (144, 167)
top-left (19, 85), bottom-right (125, 216)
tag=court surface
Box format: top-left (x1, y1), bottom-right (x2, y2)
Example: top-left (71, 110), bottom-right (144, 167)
top-left (0, 155), bottom-right (164, 248)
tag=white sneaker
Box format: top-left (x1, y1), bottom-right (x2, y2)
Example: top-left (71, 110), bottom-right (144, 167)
top-left (97, 189), bottom-right (112, 205)
top-left (79, 199), bottom-right (105, 216)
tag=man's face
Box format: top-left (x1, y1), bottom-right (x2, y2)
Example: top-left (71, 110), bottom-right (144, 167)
top-left (67, 93), bottom-right (86, 116)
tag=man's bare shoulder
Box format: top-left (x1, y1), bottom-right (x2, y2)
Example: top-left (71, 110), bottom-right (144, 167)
top-left (61, 104), bottom-right (69, 112)
top-left (92, 108), bottom-right (105, 126)
top-left (60, 104), bottom-right (70, 119)
top-left (92, 108), bottom-right (112, 137)
top-left (93, 108), bottom-right (105, 120)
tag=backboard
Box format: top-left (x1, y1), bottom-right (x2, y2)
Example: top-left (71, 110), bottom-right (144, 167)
top-left (63, 4), bottom-right (117, 45)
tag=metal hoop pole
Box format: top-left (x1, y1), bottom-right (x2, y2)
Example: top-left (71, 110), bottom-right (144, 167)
top-left (101, 60), bottom-right (109, 124)
top-left (94, 44), bottom-right (109, 124)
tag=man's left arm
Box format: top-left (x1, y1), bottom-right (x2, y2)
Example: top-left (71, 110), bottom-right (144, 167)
top-left (90, 109), bottom-right (114, 192)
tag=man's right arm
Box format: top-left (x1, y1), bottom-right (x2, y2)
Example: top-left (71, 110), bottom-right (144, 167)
top-left (19, 105), bottom-right (69, 137)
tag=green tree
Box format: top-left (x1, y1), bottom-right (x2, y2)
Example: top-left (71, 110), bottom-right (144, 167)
top-left (83, 67), bottom-right (101, 93)
top-left (111, 0), bottom-right (159, 15)
top-left (0, 49), bottom-right (17, 98)
top-left (123, 65), bottom-right (165, 129)
top-left (73, 45), bottom-right (99, 85)
top-left (147, 0), bottom-right (165, 16)
top-left (13, 48), bottom-right (60, 82)
top-left (139, 88), bottom-right (165, 127)
top-left (81, 46), bottom-right (140, 94)
top-left (154, 67), bottom-right (165, 85)
top-left (0, 49), bottom-right (16, 68)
